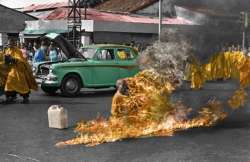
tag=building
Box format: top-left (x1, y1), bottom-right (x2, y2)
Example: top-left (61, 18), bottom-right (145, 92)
top-left (0, 4), bottom-right (37, 48)
top-left (21, 1), bottom-right (195, 48)
top-left (95, 0), bottom-right (176, 17)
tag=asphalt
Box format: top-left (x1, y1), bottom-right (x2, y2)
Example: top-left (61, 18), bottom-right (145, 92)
top-left (0, 80), bottom-right (250, 162)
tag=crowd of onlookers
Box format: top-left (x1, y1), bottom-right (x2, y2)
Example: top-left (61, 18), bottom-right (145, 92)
top-left (2, 40), bottom-right (63, 65)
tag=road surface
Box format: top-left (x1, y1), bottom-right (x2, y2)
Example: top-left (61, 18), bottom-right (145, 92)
top-left (0, 80), bottom-right (250, 162)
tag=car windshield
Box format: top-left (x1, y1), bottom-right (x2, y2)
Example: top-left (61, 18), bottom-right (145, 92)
top-left (79, 48), bottom-right (96, 59)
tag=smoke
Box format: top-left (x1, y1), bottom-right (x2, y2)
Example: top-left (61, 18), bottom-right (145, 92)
top-left (175, 0), bottom-right (249, 13)
top-left (137, 29), bottom-right (193, 86)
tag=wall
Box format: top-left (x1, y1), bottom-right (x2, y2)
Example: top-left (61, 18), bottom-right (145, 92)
top-left (93, 31), bottom-right (157, 49)
top-left (0, 5), bottom-right (36, 33)
top-left (93, 21), bottom-right (159, 34)
top-left (136, 0), bottom-right (176, 17)
top-left (0, 33), bottom-right (8, 49)
top-left (24, 20), bottom-right (68, 33)
top-left (175, 6), bottom-right (208, 25)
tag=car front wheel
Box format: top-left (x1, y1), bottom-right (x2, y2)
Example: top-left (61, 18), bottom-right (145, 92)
top-left (61, 75), bottom-right (81, 97)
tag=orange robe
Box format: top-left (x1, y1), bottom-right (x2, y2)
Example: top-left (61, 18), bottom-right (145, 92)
top-left (190, 58), bottom-right (205, 89)
top-left (230, 51), bottom-right (246, 79)
top-left (0, 52), bottom-right (7, 89)
top-left (239, 58), bottom-right (250, 88)
top-left (203, 62), bottom-right (212, 81)
top-left (3, 47), bottom-right (38, 94)
top-left (223, 51), bottom-right (232, 79)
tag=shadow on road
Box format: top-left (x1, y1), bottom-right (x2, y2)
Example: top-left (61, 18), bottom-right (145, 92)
top-left (39, 89), bottom-right (116, 98)
top-left (178, 118), bottom-right (250, 137)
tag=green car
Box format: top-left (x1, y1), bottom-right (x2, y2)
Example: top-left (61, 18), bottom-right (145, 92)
top-left (37, 33), bottom-right (139, 96)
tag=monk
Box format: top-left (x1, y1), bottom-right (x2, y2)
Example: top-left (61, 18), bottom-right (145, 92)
top-left (0, 51), bottom-right (6, 96)
top-left (3, 38), bottom-right (38, 104)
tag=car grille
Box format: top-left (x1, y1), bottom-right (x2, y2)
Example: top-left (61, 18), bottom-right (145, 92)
top-left (38, 65), bottom-right (50, 75)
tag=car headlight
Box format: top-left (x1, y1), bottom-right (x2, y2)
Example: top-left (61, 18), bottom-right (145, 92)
top-left (32, 67), bottom-right (37, 76)
top-left (32, 67), bottom-right (36, 72)
top-left (45, 69), bottom-right (57, 81)
top-left (46, 73), bottom-right (58, 81)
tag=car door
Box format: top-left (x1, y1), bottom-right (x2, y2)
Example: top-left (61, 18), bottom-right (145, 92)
top-left (91, 48), bottom-right (120, 86)
top-left (116, 47), bottom-right (139, 79)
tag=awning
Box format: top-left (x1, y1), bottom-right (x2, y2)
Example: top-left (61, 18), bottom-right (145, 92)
top-left (23, 29), bottom-right (68, 35)
top-left (22, 35), bottom-right (42, 39)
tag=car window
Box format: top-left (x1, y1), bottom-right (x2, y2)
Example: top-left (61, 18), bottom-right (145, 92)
top-left (79, 48), bottom-right (96, 59)
top-left (117, 48), bottom-right (134, 60)
top-left (95, 49), bottom-right (115, 60)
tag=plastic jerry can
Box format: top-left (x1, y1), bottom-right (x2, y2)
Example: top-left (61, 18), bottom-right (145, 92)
top-left (48, 105), bottom-right (68, 129)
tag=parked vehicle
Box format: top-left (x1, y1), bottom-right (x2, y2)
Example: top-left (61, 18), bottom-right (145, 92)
top-left (35, 33), bottom-right (140, 96)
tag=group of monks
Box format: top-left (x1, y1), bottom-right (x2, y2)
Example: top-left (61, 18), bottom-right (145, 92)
top-left (187, 46), bottom-right (250, 89)
top-left (0, 38), bottom-right (37, 104)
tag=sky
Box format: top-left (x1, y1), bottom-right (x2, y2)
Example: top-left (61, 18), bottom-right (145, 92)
top-left (0, 0), bottom-right (66, 8)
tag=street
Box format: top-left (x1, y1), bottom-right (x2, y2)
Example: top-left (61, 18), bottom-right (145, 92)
top-left (1, 81), bottom-right (250, 162)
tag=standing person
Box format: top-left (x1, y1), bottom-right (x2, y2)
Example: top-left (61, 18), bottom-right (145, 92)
top-left (16, 41), bottom-right (21, 49)
top-left (27, 42), bottom-right (34, 61)
top-left (20, 42), bottom-right (28, 60)
top-left (33, 42), bottom-right (45, 63)
top-left (48, 42), bottom-right (58, 62)
top-left (41, 40), bottom-right (49, 61)
top-left (3, 38), bottom-right (38, 104)
top-left (0, 51), bottom-right (6, 97)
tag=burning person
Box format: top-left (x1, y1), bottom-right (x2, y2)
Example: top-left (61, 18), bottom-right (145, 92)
top-left (2, 37), bottom-right (38, 104)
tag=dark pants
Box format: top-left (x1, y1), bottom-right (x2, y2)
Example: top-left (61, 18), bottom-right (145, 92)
top-left (5, 91), bottom-right (30, 98)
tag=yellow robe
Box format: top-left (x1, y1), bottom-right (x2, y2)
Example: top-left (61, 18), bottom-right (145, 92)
top-left (212, 52), bottom-right (225, 80)
top-left (190, 58), bottom-right (205, 89)
top-left (209, 53), bottom-right (219, 80)
top-left (3, 47), bottom-right (38, 94)
top-left (239, 58), bottom-right (250, 88)
top-left (0, 52), bottom-right (7, 88)
top-left (223, 51), bottom-right (232, 79)
top-left (230, 51), bottom-right (246, 79)
top-left (203, 62), bottom-right (212, 81)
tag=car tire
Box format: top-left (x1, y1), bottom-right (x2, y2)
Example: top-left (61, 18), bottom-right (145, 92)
top-left (41, 84), bottom-right (58, 95)
top-left (61, 74), bottom-right (81, 97)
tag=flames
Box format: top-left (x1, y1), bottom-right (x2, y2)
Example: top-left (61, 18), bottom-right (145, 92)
top-left (56, 69), bottom-right (238, 147)
top-left (228, 89), bottom-right (248, 110)
top-left (55, 30), bottom-right (248, 147)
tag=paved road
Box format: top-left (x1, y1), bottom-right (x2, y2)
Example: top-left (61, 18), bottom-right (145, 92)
top-left (1, 81), bottom-right (250, 162)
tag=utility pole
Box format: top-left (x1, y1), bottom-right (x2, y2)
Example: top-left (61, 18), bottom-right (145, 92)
top-left (68, 0), bottom-right (82, 48)
top-left (84, 0), bottom-right (88, 20)
top-left (158, 0), bottom-right (162, 42)
top-left (240, 12), bottom-right (249, 51)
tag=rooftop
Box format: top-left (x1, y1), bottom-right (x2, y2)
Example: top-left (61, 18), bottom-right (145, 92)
top-left (23, 1), bottom-right (67, 12)
top-left (44, 7), bottom-right (194, 25)
top-left (95, 0), bottom-right (158, 13)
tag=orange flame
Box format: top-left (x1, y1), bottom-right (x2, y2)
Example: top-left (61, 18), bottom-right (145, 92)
top-left (56, 70), bottom-right (238, 147)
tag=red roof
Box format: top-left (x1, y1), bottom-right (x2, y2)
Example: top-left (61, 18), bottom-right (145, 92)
top-left (95, 0), bottom-right (158, 13)
top-left (23, 2), bottom-right (68, 12)
top-left (45, 7), bottom-right (194, 25)
top-left (23, 0), bottom-right (158, 13)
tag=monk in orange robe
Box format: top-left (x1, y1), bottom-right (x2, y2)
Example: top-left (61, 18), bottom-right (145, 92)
top-left (3, 38), bottom-right (38, 104)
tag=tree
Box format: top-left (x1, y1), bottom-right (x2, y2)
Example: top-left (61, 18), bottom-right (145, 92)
top-left (80, 0), bottom-right (105, 7)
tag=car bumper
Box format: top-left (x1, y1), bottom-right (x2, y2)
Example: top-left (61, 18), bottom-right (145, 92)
top-left (37, 75), bottom-right (60, 87)
top-left (42, 80), bottom-right (60, 86)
